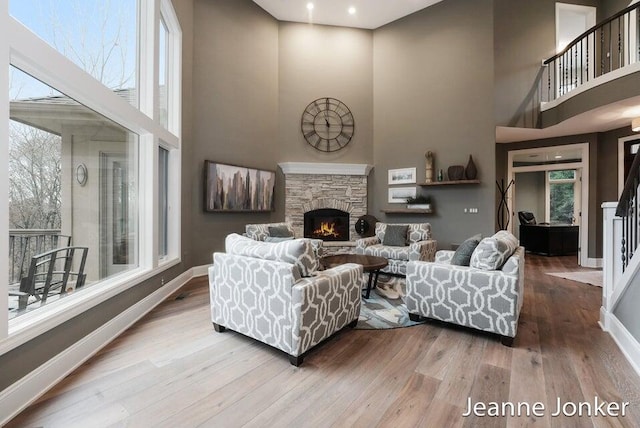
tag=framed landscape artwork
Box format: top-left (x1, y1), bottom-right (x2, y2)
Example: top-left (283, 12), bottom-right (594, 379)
top-left (388, 167), bottom-right (417, 185)
top-left (388, 187), bottom-right (417, 203)
top-left (204, 161), bottom-right (275, 212)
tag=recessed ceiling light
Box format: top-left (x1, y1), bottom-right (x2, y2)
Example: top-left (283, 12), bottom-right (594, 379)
top-left (306, 2), bottom-right (314, 11)
top-left (555, 155), bottom-right (562, 159)
top-left (348, 6), bottom-right (356, 15)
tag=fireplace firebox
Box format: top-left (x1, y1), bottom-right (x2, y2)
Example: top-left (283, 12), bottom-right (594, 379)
top-left (304, 208), bottom-right (349, 241)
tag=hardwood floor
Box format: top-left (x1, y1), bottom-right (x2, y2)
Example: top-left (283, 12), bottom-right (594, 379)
top-left (7, 255), bottom-right (640, 427)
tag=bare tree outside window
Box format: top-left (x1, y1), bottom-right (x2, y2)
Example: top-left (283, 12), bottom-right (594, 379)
top-left (8, 122), bottom-right (62, 230)
top-left (10, 0), bottom-right (137, 93)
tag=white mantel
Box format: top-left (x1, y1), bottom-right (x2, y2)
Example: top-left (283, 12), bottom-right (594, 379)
top-left (278, 162), bottom-right (373, 176)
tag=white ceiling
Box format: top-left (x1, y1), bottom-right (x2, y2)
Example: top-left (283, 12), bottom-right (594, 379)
top-left (252, 0), bottom-right (444, 29)
top-left (496, 95), bottom-right (640, 143)
top-left (512, 148), bottom-right (583, 164)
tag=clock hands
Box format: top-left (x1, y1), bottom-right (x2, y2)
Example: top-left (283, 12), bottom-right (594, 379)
top-left (302, 98), bottom-right (353, 153)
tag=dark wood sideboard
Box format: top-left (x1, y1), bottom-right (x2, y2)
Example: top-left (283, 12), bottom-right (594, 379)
top-left (519, 224), bottom-right (579, 256)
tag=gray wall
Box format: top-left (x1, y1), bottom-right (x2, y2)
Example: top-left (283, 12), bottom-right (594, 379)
top-left (493, 0), bottom-right (601, 127)
top-left (277, 23), bottom-right (374, 164)
top-left (190, 0), bottom-right (280, 265)
top-left (514, 171), bottom-right (546, 238)
top-left (602, 0), bottom-right (636, 19)
top-left (371, 0), bottom-right (495, 249)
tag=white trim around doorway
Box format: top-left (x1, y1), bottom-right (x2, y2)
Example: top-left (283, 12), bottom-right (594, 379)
top-left (507, 143), bottom-right (590, 266)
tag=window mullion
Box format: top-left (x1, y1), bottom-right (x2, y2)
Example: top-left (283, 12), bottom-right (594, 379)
top-left (0, 2), bottom-right (10, 339)
top-left (140, 135), bottom-right (158, 270)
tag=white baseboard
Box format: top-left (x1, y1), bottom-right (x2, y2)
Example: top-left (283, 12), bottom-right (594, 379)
top-left (192, 264), bottom-right (211, 277)
top-left (600, 309), bottom-right (640, 379)
top-left (585, 258), bottom-right (603, 269)
top-left (0, 268), bottom-right (194, 426)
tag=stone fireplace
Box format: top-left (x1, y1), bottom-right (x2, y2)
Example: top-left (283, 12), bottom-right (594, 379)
top-left (278, 162), bottom-right (373, 246)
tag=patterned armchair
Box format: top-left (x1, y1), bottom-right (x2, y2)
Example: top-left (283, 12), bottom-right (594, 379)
top-left (209, 234), bottom-right (363, 366)
top-left (355, 222), bottom-right (437, 276)
top-left (404, 245), bottom-right (525, 345)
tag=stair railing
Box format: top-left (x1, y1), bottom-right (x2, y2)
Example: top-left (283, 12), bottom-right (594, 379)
top-left (542, 3), bottom-right (640, 102)
top-left (615, 150), bottom-right (640, 271)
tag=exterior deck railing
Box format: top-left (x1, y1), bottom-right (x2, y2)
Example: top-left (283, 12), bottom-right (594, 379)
top-left (8, 229), bottom-right (71, 285)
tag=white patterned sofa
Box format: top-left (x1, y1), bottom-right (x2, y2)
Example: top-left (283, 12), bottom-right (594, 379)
top-left (209, 233), bottom-right (363, 366)
top-left (355, 222), bottom-right (437, 276)
top-left (404, 231), bottom-right (525, 345)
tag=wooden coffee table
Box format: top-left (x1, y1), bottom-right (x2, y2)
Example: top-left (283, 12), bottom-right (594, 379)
top-left (321, 254), bottom-right (388, 299)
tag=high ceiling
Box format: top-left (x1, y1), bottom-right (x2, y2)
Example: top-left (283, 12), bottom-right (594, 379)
top-left (252, 0), bottom-right (444, 29)
top-left (251, 0), bottom-right (640, 142)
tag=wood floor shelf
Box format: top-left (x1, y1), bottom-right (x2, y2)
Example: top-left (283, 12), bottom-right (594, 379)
top-left (380, 209), bottom-right (434, 214)
top-left (419, 179), bottom-right (480, 186)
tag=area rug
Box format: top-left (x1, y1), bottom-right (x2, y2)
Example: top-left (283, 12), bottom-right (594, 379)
top-left (546, 270), bottom-right (603, 287)
top-left (355, 275), bottom-right (426, 330)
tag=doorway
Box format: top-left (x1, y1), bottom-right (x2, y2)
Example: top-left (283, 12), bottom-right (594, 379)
top-left (507, 143), bottom-right (590, 266)
top-left (555, 3), bottom-right (597, 95)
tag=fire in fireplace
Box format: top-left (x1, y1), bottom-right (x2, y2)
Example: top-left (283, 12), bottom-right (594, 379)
top-left (304, 208), bottom-right (349, 241)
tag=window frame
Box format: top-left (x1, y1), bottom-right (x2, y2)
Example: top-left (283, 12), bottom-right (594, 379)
top-left (545, 169), bottom-right (579, 224)
top-left (0, 0), bottom-right (182, 353)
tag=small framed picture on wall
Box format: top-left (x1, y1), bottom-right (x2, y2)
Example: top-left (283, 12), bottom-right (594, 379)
top-left (388, 187), bottom-right (417, 203)
top-left (388, 167), bottom-right (417, 185)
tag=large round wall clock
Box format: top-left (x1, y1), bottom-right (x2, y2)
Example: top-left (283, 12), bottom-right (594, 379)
top-left (301, 97), bottom-right (354, 152)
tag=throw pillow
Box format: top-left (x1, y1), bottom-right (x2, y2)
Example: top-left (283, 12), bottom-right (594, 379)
top-left (382, 225), bottom-right (409, 246)
top-left (407, 223), bottom-right (432, 243)
top-left (451, 234), bottom-right (482, 266)
top-left (225, 233), bottom-right (318, 277)
top-left (470, 235), bottom-right (515, 271)
top-left (268, 225), bottom-right (294, 238)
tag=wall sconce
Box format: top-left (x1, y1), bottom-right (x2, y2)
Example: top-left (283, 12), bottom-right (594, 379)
top-left (633, 117), bottom-right (640, 132)
top-left (76, 163), bottom-right (88, 186)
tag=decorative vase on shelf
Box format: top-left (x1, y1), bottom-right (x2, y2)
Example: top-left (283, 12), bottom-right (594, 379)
top-left (448, 165), bottom-right (465, 181)
top-left (465, 155), bottom-right (477, 180)
top-left (425, 151), bottom-right (434, 183)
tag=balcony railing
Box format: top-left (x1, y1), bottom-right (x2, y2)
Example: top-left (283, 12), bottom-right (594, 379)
top-left (542, 3), bottom-right (640, 102)
top-left (8, 229), bottom-right (71, 285)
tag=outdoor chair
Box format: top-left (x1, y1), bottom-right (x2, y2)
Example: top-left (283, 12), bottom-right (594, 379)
top-left (9, 246), bottom-right (88, 311)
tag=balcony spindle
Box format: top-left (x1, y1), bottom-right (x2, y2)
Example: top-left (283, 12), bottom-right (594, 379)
top-left (609, 22), bottom-right (613, 72)
top-left (601, 26), bottom-right (605, 76)
top-left (542, 3), bottom-right (640, 101)
top-left (618, 17), bottom-right (623, 69)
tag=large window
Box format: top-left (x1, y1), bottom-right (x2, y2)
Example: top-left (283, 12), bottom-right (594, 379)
top-left (2, 0), bottom-right (181, 343)
top-left (547, 169), bottom-right (579, 224)
top-left (9, 0), bottom-right (139, 106)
